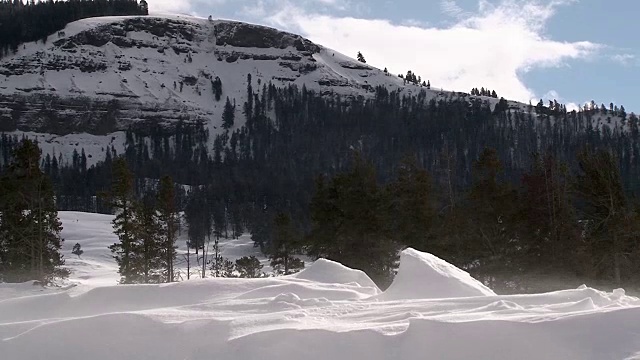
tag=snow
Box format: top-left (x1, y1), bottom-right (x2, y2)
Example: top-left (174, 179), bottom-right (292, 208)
top-left (0, 14), bottom-right (468, 162)
top-left (294, 258), bottom-right (379, 290)
top-left (0, 15), bottom-right (630, 170)
top-left (2, 211), bottom-right (640, 359)
top-left (379, 248), bottom-right (495, 300)
top-left (56, 211), bottom-right (278, 287)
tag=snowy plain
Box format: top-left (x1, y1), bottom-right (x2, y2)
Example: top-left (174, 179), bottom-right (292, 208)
top-left (1, 211), bottom-right (640, 359)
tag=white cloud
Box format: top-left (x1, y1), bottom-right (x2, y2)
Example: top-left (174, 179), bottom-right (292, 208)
top-left (148, 0), bottom-right (193, 13)
top-left (148, 0), bottom-right (226, 14)
top-left (262, 0), bottom-right (599, 103)
top-left (440, 0), bottom-right (467, 19)
top-left (146, 0), bottom-right (599, 104)
top-left (611, 53), bottom-right (636, 66)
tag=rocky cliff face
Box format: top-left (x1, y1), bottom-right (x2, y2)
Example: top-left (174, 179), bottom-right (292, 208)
top-left (0, 15), bottom-right (407, 136)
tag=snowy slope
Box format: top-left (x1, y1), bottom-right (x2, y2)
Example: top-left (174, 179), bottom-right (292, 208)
top-left (0, 15), bottom-right (632, 168)
top-left (0, 15), bottom-right (420, 136)
top-left (2, 211), bottom-right (640, 359)
top-left (0, 14), bottom-right (483, 164)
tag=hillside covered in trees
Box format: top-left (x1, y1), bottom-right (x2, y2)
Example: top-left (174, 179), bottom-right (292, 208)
top-left (2, 75), bottom-right (639, 291)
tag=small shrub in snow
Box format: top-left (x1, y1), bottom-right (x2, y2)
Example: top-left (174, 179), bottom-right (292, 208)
top-left (72, 243), bottom-right (84, 258)
top-left (236, 256), bottom-right (263, 278)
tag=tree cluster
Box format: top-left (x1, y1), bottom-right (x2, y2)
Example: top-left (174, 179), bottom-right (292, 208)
top-left (308, 146), bottom-right (640, 291)
top-left (399, 70), bottom-right (429, 88)
top-left (212, 77), bottom-right (223, 102)
top-left (103, 158), bottom-right (178, 284)
top-left (471, 87), bottom-right (498, 98)
top-left (0, 140), bottom-right (67, 284)
top-left (307, 154), bottom-right (402, 287)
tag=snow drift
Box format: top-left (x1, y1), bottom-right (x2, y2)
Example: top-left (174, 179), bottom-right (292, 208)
top-left (294, 258), bottom-right (380, 291)
top-left (2, 212), bottom-right (640, 360)
top-left (379, 248), bottom-right (496, 300)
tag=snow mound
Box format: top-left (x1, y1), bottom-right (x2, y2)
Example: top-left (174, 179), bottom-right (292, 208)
top-left (294, 258), bottom-right (380, 291)
top-left (380, 248), bottom-right (496, 300)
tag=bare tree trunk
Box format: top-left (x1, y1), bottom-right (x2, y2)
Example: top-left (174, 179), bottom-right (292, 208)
top-left (202, 232), bottom-right (210, 279)
top-left (38, 183), bottom-right (44, 281)
top-left (214, 237), bottom-right (220, 277)
top-left (614, 250), bottom-right (622, 285)
top-left (186, 244), bottom-right (190, 280)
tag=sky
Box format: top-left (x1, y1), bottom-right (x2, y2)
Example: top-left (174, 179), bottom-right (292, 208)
top-left (149, 0), bottom-right (639, 112)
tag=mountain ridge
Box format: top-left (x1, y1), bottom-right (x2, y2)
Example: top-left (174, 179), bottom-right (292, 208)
top-left (0, 15), bottom-right (513, 136)
top-left (1, 14), bottom-right (628, 171)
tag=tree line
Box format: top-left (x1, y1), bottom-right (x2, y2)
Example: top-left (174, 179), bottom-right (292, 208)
top-left (292, 146), bottom-right (640, 290)
top-left (105, 155), bottom-right (302, 283)
top-left (2, 77), bottom-right (639, 290)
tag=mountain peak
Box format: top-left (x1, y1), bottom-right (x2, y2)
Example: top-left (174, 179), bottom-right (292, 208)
top-left (0, 15), bottom-right (419, 135)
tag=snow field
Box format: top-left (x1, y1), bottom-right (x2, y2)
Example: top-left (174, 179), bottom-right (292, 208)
top-left (1, 211), bottom-right (639, 359)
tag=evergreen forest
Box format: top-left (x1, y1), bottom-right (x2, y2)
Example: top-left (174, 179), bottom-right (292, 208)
top-left (1, 72), bottom-right (640, 290)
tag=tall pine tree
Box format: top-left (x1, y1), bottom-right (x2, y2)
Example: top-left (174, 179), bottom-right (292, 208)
top-left (269, 213), bottom-right (304, 275)
top-left (387, 156), bottom-right (435, 251)
top-left (157, 175), bottom-right (178, 282)
top-left (307, 153), bottom-right (399, 288)
top-left (131, 197), bottom-right (164, 283)
top-left (0, 140), bottom-right (67, 284)
top-left (222, 97), bottom-right (235, 130)
top-left (574, 149), bottom-right (638, 284)
top-left (105, 157), bottom-right (137, 284)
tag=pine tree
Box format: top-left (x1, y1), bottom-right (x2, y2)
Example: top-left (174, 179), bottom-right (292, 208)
top-left (210, 238), bottom-right (223, 277)
top-left (270, 213), bottom-right (304, 275)
top-left (222, 97), bottom-right (235, 130)
top-left (221, 259), bottom-right (235, 277)
top-left (139, 0), bottom-right (149, 15)
top-left (0, 139), bottom-right (67, 283)
top-left (307, 153), bottom-right (399, 287)
top-left (211, 76), bottom-right (222, 101)
top-left (157, 175), bottom-right (178, 282)
top-left (466, 148), bottom-right (518, 282)
top-left (236, 256), bottom-right (263, 278)
top-left (387, 156), bottom-right (434, 250)
top-left (106, 157), bottom-right (137, 284)
top-left (519, 152), bottom-right (579, 273)
top-left (574, 149), bottom-right (636, 283)
top-left (131, 197), bottom-right (164, 283)
top-left (185, 190), bottom-right (206, 253)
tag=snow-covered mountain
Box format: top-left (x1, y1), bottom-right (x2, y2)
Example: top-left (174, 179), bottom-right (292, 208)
top-left (0, 14), bottom-right (425, 137)
top-left (0, 14), bottom-right (628, 169)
